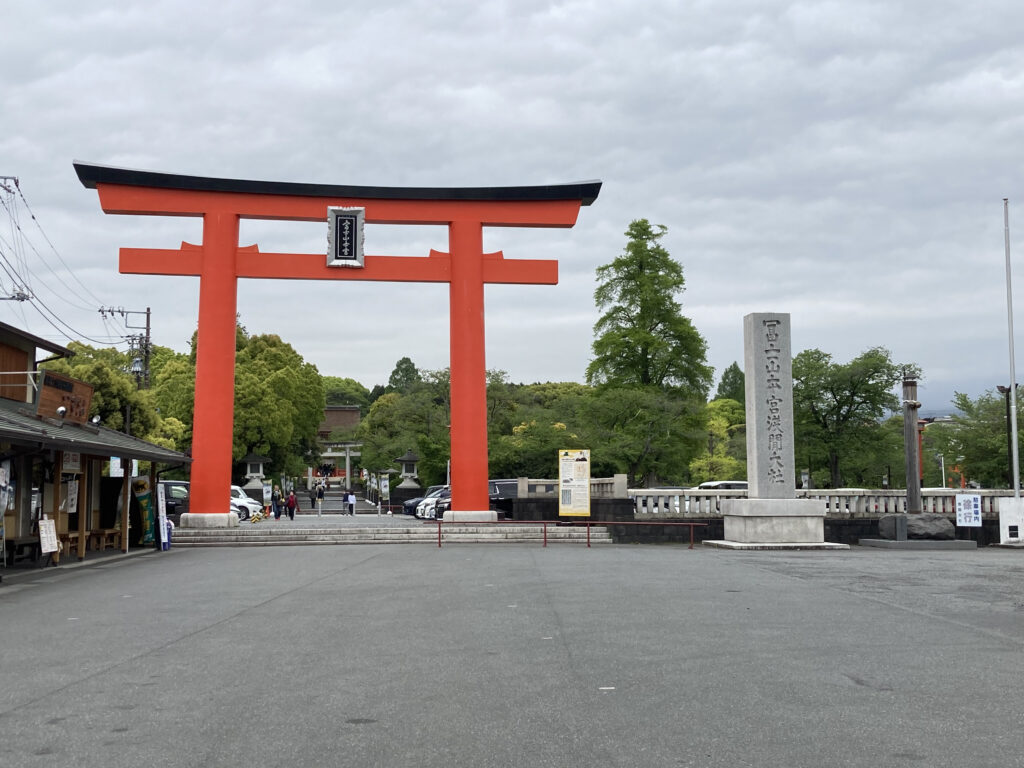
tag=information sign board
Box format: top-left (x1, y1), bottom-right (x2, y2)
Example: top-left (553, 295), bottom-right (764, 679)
top-left (558, 449), bottom-right (591, 517)
top-left (955, 494), bottom-right (982, 527)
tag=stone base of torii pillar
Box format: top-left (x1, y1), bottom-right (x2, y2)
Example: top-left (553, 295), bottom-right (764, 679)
top-left (444, 510), bottom-right (497, 523)
top-left (703, 312), bottom-right (848, 551)
top-left (180, 512), bottom-right (240, 528)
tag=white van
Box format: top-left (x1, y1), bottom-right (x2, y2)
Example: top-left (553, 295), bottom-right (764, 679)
top-left (697, 480), bottom-right (748, 491)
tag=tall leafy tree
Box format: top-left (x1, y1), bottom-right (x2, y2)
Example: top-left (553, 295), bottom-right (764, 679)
top-left (233, 332), bottom-right (325, 477)
top-left (584, 219), bottom-right (711, 485)
top-left (388, 356), bottom-right (422, 394)
top-left (715, 362), bottom-right (745, 405)
top-left (792, 347), bottom-right (908, 488)
top-left (586, 219), bottom-right (712, 394)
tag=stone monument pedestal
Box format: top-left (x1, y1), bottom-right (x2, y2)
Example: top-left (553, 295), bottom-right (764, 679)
top-left (704, 499), bottom-right (849, 550)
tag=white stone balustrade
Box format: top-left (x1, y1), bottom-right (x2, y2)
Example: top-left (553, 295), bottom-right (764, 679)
top-left (628, 487), bottom-right (1009, 518)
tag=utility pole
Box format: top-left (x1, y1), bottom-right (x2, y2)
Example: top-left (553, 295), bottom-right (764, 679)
top-left (100, 306), bottom-right (152, 388)
top-left (0, 176), bottom-right (33, 302)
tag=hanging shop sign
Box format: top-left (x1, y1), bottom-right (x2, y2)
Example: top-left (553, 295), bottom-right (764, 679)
top-left (36, 371), bottom-right (93, 424)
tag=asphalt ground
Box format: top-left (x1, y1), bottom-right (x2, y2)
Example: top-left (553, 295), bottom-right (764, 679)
top-left (1, 544), bottom-right (1022, 768)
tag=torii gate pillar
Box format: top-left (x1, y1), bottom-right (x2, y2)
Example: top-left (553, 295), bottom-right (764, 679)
top-left (76, 163), bottom-right (601, 524)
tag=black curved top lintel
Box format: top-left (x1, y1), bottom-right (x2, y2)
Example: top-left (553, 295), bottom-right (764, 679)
top-left (73, 162), bottom-right (602, 206)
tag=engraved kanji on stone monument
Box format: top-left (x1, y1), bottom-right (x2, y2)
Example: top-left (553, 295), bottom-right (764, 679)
top-left (744, 312), bottom-right (796, 499)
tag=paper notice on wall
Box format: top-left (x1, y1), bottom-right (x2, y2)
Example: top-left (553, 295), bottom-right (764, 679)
top-left (955, 494), bottom-right (982, 527)
top-left (67, 480), bottom-right (79, 515)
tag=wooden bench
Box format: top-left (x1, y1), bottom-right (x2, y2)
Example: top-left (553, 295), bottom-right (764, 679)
top-left (57, 531), bottom-right (85, 560)
top-left (4, 537), bottom-right (42, 564)
top-left (90, 528), bottom-right (121, 551)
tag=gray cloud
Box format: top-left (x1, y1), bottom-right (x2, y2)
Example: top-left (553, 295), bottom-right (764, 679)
top-left (3, 0), bottom-right (1024, 409)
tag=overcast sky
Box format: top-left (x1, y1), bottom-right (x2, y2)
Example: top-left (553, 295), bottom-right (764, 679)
top-left (3, 0), bottom-right (1024, 411)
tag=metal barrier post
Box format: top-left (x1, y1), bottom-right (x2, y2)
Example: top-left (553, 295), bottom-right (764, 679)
top-left (543, 521), bottom-right (547, 547)
top-left (437, 519), bottom-right (442, 548)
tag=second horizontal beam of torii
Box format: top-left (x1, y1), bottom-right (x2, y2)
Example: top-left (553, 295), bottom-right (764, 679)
top-left (76, 161), bottom-right (601, 523)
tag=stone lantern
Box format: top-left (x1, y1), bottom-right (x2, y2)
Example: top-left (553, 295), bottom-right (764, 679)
top-left (395, 450), bottom-right (421, 490)
top-left (388, 450), bottom-right (421, 510)
top-left (241, 452), bottom-right (269, 482)
top-left (240, 452), bottom-right (270, 506)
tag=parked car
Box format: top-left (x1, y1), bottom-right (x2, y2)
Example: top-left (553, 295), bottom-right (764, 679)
top-left (158, 480), bottom-right (189, 524)
top-left (403, 484), bottom-right (448, 515)
top-left (488, 478), bottom-right (519, 517)
top-left (434, 496), bottom-right (452, 517)
top-left (697, 480), bottom-right (748, 491)
top-left (231, 485), bottom-right (264, 520)
top-left (416, 487), bottom-right (451, 519)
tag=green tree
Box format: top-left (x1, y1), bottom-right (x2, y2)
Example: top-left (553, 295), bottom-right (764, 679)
top-left (583, 219), bottom-right (711, 485)
top-left (925, 391), bottom-right (1021, 488)
top-left (689, 398), bottom-right (746, 483)
top-left (356, 369), bottom-right (452, 486)
top-left (233, 332), bottom-right (325, 478)
top-left (580, 386), bottom-right (705, 486)
top-left (586, 219), bottom-right (711, 394)
top-left (388, 356), bottom-right (422, 394)
top-left (323, 375), bottom-right (371, 417)
top-left (40, 341), bottom-right (162, 441)
top-left (715, 362), bottom-right (745, 405)
top-left (153, 356), bottom-right (195, 438)
top-left (490, 420), bottom-right (584, 479)
top-left (792, 347), bottom-right (907, 488)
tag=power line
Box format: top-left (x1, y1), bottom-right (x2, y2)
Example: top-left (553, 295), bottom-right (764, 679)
top-left (0, 182), bottom-right (103, 311)
top-left (0, 174), bottom-right (125, 346)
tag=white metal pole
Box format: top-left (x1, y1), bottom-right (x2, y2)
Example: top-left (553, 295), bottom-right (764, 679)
top-left (1004, 199), bottom-right (1020, 499)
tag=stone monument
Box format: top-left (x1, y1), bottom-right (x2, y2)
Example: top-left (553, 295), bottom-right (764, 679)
top-left (705, 312), bottom-right (847, 549)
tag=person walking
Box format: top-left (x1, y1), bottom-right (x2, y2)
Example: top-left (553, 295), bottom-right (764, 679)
top-left (316, 483), bottom-right (325, 518)
top-left (271, 485), bottom-right (283, 520)
top-left (286, 490), bottom-right (297, 521)
top-left (347, 490), bottom-right (356, 516)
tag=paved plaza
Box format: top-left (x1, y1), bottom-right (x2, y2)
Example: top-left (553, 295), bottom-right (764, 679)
top-left (1, 543), bottom-right (1022, 767)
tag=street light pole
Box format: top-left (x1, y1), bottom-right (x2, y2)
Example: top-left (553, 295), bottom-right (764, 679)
top-left (1004, 199), bottom-right (1021, 499)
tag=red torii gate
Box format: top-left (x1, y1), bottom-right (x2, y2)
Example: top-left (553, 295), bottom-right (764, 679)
top-left (75, 162), bottom-right (601, 523)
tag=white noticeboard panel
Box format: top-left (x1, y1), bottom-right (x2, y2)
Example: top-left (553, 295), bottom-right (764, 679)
top-left (558, 449), bottom-right (591, 517)
top-left (39, 518), bottom-right (59, 554)
top-left (955, 494), bottom-right (982, 527)
top-left (157, 483), bottom-right (168, 547)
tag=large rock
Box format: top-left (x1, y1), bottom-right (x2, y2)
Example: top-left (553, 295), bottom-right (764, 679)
top-left (878, 513), bottom-right (955, 540)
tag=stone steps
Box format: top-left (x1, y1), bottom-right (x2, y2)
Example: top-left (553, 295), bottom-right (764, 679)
top-left (172, 525), bottom-right (612, 547)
